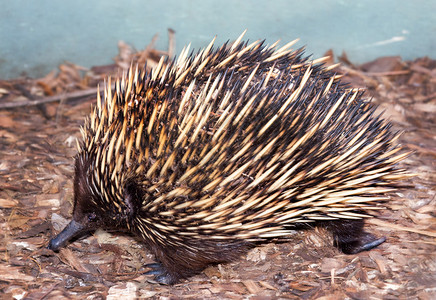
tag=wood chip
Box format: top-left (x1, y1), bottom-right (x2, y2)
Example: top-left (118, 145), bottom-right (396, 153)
top-left (242, 280), bottom-right (262, 294)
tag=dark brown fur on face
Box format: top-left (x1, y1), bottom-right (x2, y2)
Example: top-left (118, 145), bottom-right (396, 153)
top-left (48, 32), bottom-right (408, 284)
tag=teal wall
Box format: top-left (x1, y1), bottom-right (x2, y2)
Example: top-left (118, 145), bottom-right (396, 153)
top-left (1, 0), bottom-right (435, 79)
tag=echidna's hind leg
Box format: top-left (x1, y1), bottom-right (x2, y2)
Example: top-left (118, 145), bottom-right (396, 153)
top-left (325, 219), bottom-right (386, 254)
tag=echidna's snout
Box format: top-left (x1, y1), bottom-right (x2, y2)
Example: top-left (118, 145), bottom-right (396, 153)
top-left (48, 220), bottom-right (85, 251)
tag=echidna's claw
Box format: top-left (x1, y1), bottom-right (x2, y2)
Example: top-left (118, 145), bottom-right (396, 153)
top-left (359, 236), bottom-right (386, 252)
top-left (144, 263), bottom-right (162, 270)
top-left (144, 269), bottom-right (164, 276)
top-left (144, 262), bottom-right (177, 284)
top-left (144, 263), bottom-right (165, 276)
top-left (346, 235), bottom-right (387, 254)
top-left (155, 274), bottom-right (176, 285)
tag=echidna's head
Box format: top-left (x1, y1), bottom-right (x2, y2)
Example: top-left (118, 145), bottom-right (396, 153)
top-left (48, 151), bottom-right (140, 251)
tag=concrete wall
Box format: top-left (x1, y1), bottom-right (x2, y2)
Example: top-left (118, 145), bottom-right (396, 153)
top-left (1, 0), bottom-right (434, 79)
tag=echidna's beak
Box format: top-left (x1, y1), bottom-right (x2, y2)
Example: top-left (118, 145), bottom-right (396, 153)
top-left (47, 220), bottom-right (85, 251)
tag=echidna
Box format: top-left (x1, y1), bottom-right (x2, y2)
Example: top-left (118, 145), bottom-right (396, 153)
top-left (48, 32), bottom-right (408, 284)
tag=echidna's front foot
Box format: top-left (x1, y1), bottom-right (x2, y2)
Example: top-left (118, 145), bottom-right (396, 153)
top-left (144, 263), bottom-right (178, 285)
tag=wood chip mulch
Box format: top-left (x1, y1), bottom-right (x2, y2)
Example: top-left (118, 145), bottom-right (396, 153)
top-left (0, 32), bottom-right (435, 299)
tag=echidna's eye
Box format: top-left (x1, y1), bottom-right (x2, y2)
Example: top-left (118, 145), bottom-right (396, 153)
top-left (88, 212), bottom-right (97, 222)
